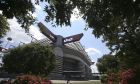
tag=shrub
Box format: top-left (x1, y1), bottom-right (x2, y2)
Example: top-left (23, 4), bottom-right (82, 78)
top-left (101, 74), bottom-right (108, 83)
top-left (107, 73), bottom-right (120, 84)
top-left (3, 43), bottom-right (55, 76)
top-left (13, 75), bottom-right (52, 84)
top-left (120, 66), bottom-right (140, 84)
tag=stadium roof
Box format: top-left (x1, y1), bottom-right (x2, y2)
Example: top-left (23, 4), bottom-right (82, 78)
top-left (34, 38), bottom-right (92, 63)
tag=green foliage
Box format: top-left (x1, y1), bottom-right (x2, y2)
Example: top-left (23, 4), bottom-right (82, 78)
top-left (13, 75), bottom-right (52, 84)
top-left (83, 0), bottom-right (140, 69)
top-left (41, 0), bottom-right (140, 70)
top-left (0, 0), bottom-right (35, 38)
top-left (0, 0), bottom-right (139, 71)
top-left (100, 74), bottom-right (108, 83)
top-left (43, 0), bottom-right (140, 69)
top-left (0, 75), bottom-right (52, 84)
top-left (0, 14), bottom-right (9, 38)
top-left (96, 55), bottom-right (119, 74)
top-left (126, 65), bottom-right (140, 84)
top-left (2, 43), bottom-right (55, 76)
top-left (42, 0), bottom-right (93, 26)
top-left (40, 0), bottom-right (140, 83)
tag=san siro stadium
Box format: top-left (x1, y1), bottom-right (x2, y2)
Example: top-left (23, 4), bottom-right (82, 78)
top-left (0, 22), bottom-right (94, 80)
top-left (34, 38), bottom-right (93, 80)
top-left (36, 23), bottom-right (94, 80)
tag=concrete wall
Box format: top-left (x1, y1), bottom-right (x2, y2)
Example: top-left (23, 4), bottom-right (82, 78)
top-left (48, 46), bottom-right (92, 80)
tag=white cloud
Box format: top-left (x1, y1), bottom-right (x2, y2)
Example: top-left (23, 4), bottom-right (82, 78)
top-left (71, 15), bottom-right (81, 22)
top-left (71, 8), bottom-right (82, 22)
top-left (85, 48), bottom-right (102, 73)
top-left (2, 17), bottom-right (45, 48)
top-left (35, 5), bottom-right (41, 11)
top-left (0, 10), bottom-right (2, 14)
top-left (32, 5), bottom-right (42, 17)
top-left (29, 25), bottom-right (46, 40)
top-left (91, 65), bottom-right (98, 73)
top-left (86, 48), bottom-right (102, 55)
top-left (7, 18), bottom-right (30, 41)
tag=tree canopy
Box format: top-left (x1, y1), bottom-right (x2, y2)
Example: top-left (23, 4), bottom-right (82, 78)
top-left (2, 43), bottom-right (55, 76)
top-left (45, 0), bottom-right (139, 69)
top-left (0, 0), bottom-right (140, 69)
top-left (85, 0), bottom-right (140, 69)
top-left (96, 54), bottom-right (119, 74)
top-left (0, 14), bottom-right (9, 38)
top-left (0, 0), bottom-right (35, 38)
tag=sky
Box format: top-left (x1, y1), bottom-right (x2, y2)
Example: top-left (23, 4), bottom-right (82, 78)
top-left (1, 2), bottom-right (110, 73)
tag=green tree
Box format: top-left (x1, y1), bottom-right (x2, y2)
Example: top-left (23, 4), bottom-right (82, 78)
top-left (43, 0), bottom-right (140, 69)
top-left (0, 14), bottom-right (9, 38)
top-left (0, 0), bottom-right (89, 37)
top-left (1, 0), bottom-right (140, 69)
top-left (96, 54), bottom-right (119, 74)
top-left (0, 0), bottom-right (35, 38)
top-left (84, 0), bottom-right (140, 69)
top-left (2, 43), bottom-right (55, 76)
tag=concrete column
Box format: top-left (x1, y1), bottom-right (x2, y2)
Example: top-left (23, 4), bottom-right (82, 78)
top-left (55, 35), bottom-right (64, 46)
top-left (48, 40), bottom-right (65, 79)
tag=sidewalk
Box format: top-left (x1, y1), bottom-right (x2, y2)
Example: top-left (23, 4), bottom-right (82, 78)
top-left (51, 80), bottom-right (100, 83)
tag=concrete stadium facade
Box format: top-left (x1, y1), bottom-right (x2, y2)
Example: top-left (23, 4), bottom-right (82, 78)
top-left (36, 35), bottom-right (93, 80)
top-left (0, 23), bottom-right (94, 80)
top-left (37, 23), bottom-right (94, 80)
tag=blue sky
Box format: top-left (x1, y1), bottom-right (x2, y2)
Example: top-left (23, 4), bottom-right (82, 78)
top-left (1, 3), bottom-right (110, 73)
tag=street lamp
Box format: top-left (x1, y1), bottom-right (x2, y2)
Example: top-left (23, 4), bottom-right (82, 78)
top-left (5, 37), bottom-right (12, 48)
top-left (19, 41), bottom-right (25, 46)
top-left (9, 45), bottom-right (16, 48)
top-left (27, 33), bottom-right (38, 42)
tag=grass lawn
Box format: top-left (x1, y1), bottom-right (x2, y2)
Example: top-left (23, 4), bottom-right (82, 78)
top-left (54, 81), bottom-right (101, 84)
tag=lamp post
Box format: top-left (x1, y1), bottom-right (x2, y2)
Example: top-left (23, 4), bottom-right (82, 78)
top-left (9, 45), bottom-right (16, 48)
top-left (5, 37), bottom-right (12, 48)
top-left (19, 41), bottom-right (25, 47)
top-left (27, 33), bottom-right (37, 42)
